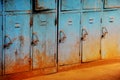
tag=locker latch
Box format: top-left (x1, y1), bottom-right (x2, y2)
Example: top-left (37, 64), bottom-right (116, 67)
top-left (101, 27), bottom-right (108, 38)
top-left (3, 35), bottom-right (13, 49)
top-left (31, 32), bottom-right (39, 46)
top-left (81, 28), bottom-right (88, 41)
top-left (59, 30), bottom-right (67, 43)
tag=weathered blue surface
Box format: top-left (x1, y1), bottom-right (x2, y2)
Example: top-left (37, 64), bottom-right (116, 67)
top-left (81, 12), bottom-right (101, 62)
top-left (4, 0), bottom-right (31, 11)
top-left (101, 10), bottom-right (120, 59)
top-left (0, 15), bottom-right (2, 75)
top-left (0, 0), bottom-right (2, 11)
top-left (61, 0), bottom-right (81, 11)
top-left (35, 0), bottom-right (56, 10)
top-left (104, 0), bottom-right (120, 8)
top-left (32, 13), bottom-right (56, 69)
top-left (83, 0), bottom-right (102, 9)
top-left (4, 14), bottom-right (30, 74)
top-left (58, 13), bottom-right (80, 65)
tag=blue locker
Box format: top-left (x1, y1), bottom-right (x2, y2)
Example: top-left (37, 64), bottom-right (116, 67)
top-left (82, 0), bottom-right (102, 10)
top-left (4, 0), bottom-right (31, 11)
top-left (61, 0), bottom-right (81, 11)
top-left (104, 0), bottom-right (120, 8)
top-left (58, 13), bottom-right (80, 65)
top-left (0, 15), bottom-right (2, 75)
top-left (101, 11), bottom-right (120, 59)
top-left (35, 0), bottom-right (56, 10)
top-left (81, 12), bottom-right (101, 62)
top-left (0, 0), bottom-right (2, 11)
top-left (32, 13), bottom-right (57, 70)
top-left (4, 14), bottom-right (30, 74)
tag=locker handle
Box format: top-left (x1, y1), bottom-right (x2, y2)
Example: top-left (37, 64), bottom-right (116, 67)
top-left (101, 27), bottom-right (108, 38)
top-left (3, 35), bottom-right (13, 49)
top-left (81, 28), bottom-right (88, 41)
top-left (31, 32), bottom-right (39, 46)
top-left (59, 30), bottom-right (67, 43)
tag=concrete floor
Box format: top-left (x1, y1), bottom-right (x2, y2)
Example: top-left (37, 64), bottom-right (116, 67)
top-left (24, 61), bottom-right (120, 80)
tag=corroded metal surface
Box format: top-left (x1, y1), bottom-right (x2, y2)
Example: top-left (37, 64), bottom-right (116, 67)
top-left (101, 10), bottom-right (120, 59)
top-left (4, 0), bottom-right (31, 11)
top-left (35, 0), bottom-right (56, 11)
top-left (32, 13), bottom-right (57, 69)
top-left (81, 12), bottom-right (101, 62)
top-left (4, 14), bottom-right (31, 74)
top-left (58, 13), bottom-right (80, 65)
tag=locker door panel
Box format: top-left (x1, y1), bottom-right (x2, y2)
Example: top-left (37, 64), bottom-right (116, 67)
top-left (82, 12), bottom-right (101, 62)
top-left (4, 14), bottom-right (30, 74)
top-left (0, 16), bottom-right (2, 75)
top-left (58, 13), bottom-right (80, 65)
top-left (61, 0), bottom-right (81, 11)
top-left (4, 0), bottom-right (31, 11)
top-left (101, 11), bottom-right (120, 59)
top-left (32, 13), bottom-right (56, 69)
top-left (35, 0), bottom-right (56, 10)
top-left (83, 0), bottom-right (102, 10)
top-left (104, 0), bottom-right (120, 8)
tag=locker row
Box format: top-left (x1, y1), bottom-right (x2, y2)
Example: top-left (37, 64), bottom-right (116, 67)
top-left (0, 0), bottom-right (120, 12)
top-left (0, 10), bottom-right (120, 75)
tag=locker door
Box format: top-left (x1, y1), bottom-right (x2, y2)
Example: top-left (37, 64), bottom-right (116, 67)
top-left (0, 0), bottom-right (2, 11)
top-left (101, 11), bottom-right (120, 59)
top-left (61, 0), bottom-right (81, 11)
top-left (4, 0), bottom-right (31, 11)
top-left (0, 15), bottom-right (2, 75)
top-left (34, 0), bottom-right (56, 11)
top-left (83, 0), bottom-right (102, 10)
top-left (104, 0), bottom-right (120, 8)
top-left (82, 12), bottom-right (101, 62)
top-left (32, 13), bottom-right (57, 71)
top-left (58, 13), bottom-right (80, 65)
top-left (4, 14), bottom-right (30, 74)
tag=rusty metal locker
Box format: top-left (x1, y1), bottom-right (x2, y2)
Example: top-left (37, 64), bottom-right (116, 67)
top-left (4, 0), bottom-right (31, 11)
top-left (81, 12), bottom-right (101, 62)
top-left (61, 0), bottom-right (81, 11)
top-left (82, 0), bottom-right (102, 10)
top-left (32, 13), bottom-right (57, 72)
top-left (34, 0), bottom-right (56, 11)
top-left (101, 10), bottom-right (120, 59)
top-left (58, 13), bottom-right (81, 65)
top-left (104, 0), bottom-right (120, 8)
top-left (4, 14), bottom-right (31, 74)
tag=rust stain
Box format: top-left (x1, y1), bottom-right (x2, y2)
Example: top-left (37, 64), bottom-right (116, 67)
top-left (19, 36), bottom-right (24, 46)
top-left (5, 54), bottom-right (29, 74)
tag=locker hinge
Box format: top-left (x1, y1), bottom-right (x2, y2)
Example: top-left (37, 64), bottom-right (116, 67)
top-left (55, 17), bottom-right (57, 26)
top-left (30, 17), bottom-right (33, 27)
top-left (100, 18), bottom-right (102, 23)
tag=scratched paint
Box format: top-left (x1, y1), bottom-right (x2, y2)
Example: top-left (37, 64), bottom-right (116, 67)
top-left (81, 12), bottom-right (101, 62)
top-left (104, 0), bottom-right (120, 8)
top-left (32, 13), bottom-right (57, 70)
top-left (4, 14), bottom-right (31, 74)
top-left (101, 10), bottom-right (120, 59)
top-left (0, 15), bottom-right (2, 75)
top-left (61, 0), bottom-right (81, 11)
top-left (4, 0), bottom-right (31, 11)
top-left (82, 0), bottom-right (102, 10)
top-left (35, 0), bottom-right (56, 10)
top-left (58, 13), bottom-right (80, 65)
